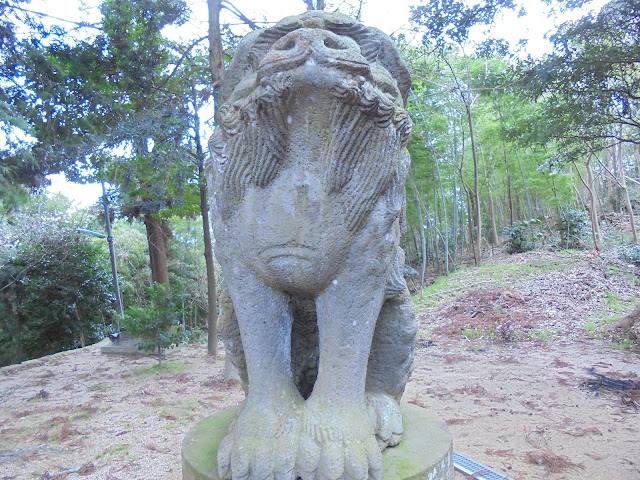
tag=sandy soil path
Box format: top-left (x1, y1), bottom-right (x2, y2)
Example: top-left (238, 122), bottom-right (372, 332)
top-left (2, 251), bottom-right (639, 479)
top-left (1, 338), bottom-right (638, 480)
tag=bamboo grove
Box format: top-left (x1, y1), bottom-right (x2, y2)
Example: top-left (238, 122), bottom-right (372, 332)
top-left (401, 0), bottom-right (640, 284)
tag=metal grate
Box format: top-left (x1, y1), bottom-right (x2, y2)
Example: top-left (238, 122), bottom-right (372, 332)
top-left (453, 451), bottom-right (516, 480)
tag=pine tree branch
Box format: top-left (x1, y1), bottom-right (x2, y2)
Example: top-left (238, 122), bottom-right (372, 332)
top-left (4, 4), bottom-right (102, 31)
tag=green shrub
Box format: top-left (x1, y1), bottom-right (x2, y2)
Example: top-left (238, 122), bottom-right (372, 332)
top-left (504, 217), bottom-right (543, 254)
top-left (122, 283), bottom-right (187, 363)
top-left (615, 243), bottom-right (640, 266)
top-left (0, 220), bottom-right (114, 366)
top-left (556, 208), bottom-right (590, 249)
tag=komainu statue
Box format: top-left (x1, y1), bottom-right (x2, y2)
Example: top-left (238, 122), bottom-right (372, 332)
top-left (207, 10), bottom-right (417, 480)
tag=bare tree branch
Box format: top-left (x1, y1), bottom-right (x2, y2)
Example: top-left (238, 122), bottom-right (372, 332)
top-left (221, 0), bottom-right (259, 30)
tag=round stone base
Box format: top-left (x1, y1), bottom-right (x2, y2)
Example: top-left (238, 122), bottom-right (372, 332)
top-left (182, 403), bottom-right (453, 480)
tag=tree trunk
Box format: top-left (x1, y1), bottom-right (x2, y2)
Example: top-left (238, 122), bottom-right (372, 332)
top-left (487, 194), bottom-right (498, 247)
top-left (503, 149), bottom-right (514, 226)
top-left (207, 0), bottom-right (224, 104)
top-left (457, 115), bottom-right (475, 266)
top-left (444, 59), bottom-right (480, 266)
top-left (514, 149), bottom-right (533, 218)
top-left (515, 149), bottom-right (536, 244)
top-left (460, 193), bottom-right (468, 263)
top-left (573, 183), bottom-right (586, 210)
top-left (481, 149), bottom-right (499, 246)
top-left (200, 182), bottom-right (219, 356)
top-left (613, 144), bottom-right (622, 212)
top-left (432, 180), bottom-right (440, 275)
top-left (199, 163), bottom-right (219, 356)
top-left (74, 308), bottom-right (85, 348)
top-left (586, 155), bottom-right (602, 245)
top-left (464, 66), bottom-right (482, 266)
top-left (464, 185), bottom-right (476, 265)
top-left (435, 156), bottom-right (449, 274)
top-left (617, 134), bottom-right (638, 243)
top-left (144, 214), bottom-right (170, 284)
top-left (604, 148), bottom-right (615, 211)
top-left (409, 173), bottom-right (427, 289)
top-left (193, 107), bottom-right (218, 356)
top-left (466, 103), bottom-right (481, 266)
top-left (451, 174), bottom-right (458, 268)
top-left (304, 0), bottom-right (325, 9)
top-left (574, 156), bottom-right (601, 251)
top-left (206, 0), bottom-right (225, 357)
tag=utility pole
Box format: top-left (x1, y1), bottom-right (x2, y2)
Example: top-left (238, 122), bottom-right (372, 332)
top-left (102, 182), bottom-right (124, 326)
top-left (78, 183), bottom-right (124, 334)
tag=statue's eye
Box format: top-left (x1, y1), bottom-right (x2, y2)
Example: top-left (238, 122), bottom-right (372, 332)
top-left (323, 38), bottom-right (346, 50)
top-left (277, 39), bottom-right (296, 51)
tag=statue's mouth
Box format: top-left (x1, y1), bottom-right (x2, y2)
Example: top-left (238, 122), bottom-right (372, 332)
top-left (260, 243), bottom-right (319, 264)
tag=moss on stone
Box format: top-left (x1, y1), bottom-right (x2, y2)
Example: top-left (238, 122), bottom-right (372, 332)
top-left (182, 404), bottom-right (453, 480)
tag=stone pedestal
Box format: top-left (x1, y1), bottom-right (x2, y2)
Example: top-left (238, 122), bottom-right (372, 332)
top-left (182, 403), bottom-right (453, 480)
top-left (100, 334), bottom-right (145, 355)
top-left (99, 334), bottom-right (180, 357)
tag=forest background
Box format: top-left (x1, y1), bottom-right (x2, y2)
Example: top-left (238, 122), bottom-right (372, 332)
top-left (1, 0), bottom-right (639, 367)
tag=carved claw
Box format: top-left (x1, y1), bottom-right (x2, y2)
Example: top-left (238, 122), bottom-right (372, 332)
top-left (296, 434), bottom-right (321, 480)
top-left (274, 466), bottom-right (296, 480)
top-left (365, 392), bottom-right (403, 450)
top-left (230, 446), bottom-right (250, 480)
top-left (296, 403), bottom-right (382, 480)
top-left (217, 434), bottom-right (233, 480)
top-left (217, 400), bottom-right (302, 480)
top-left (366, 442), bottom-right (383, 480)
top-left (319, 442), bottom-right (344, 480)
top-left (343, 443), bottom-right (369, 480)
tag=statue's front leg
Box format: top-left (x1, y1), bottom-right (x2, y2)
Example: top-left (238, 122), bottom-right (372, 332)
top-left (296, 226), bottom-right (395, 480)
top-left (218, 263), bottom-right (304, 480)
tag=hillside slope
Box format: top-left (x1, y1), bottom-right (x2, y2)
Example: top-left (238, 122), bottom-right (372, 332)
top-left (1, 251), bottom-right (639, 480)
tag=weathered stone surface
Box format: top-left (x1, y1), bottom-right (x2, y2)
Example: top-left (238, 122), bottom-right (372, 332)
top-left (182, 404), bottom-right (455, 480)
top-left (205, 10), bottom-right (419, 480)
top-left (182, 404), bottom-right (454, 480)
top-left (100, 334), bottom-right (177, 356)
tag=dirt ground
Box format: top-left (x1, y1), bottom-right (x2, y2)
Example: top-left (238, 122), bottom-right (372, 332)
top-left (1, 251), bottom-right (639, 480)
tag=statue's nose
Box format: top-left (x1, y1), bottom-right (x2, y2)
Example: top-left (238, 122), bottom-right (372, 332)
top-left (273, 28), bottom-right (354, 54)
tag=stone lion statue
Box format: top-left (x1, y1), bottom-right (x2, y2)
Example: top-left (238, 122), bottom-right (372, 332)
top-left (207, 11), bottom-right (417, 480)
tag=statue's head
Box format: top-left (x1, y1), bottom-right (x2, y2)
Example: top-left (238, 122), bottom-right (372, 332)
top-left (223, 11), bottom-right (411, 106)
top-left (208, 11), bottom-right (412, 231)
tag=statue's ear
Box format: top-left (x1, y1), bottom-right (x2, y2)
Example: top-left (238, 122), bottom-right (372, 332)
top-left (325, 20), bottom-right (380, 63)
top-left (360, 39), bottom-right (381, 64)
top-left (248, 48), bottom-right (262, 71)
top-left (222, 29), bottom-right (262, 103)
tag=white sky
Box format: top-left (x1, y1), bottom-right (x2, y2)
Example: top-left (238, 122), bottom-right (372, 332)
top-left (38, 0), bottom-right (606, 208)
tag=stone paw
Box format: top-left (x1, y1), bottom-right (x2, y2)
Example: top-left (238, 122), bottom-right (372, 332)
top-left (365, 392), bottom-right (403, 449)
top-left (296, 403), bottom-right (382, 480)
top-left (218, 400), bottom-right (302, 480)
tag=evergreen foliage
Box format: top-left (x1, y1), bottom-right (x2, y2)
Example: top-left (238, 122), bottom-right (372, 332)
top-left (515, 0), bottom-right (640, 151)
top-left (504, 218), bottom-right (539, 254)
top-left (615, 243), bottom-right (640, 266)
top-left (122, 283), bottom-right (187, 363)
top-left (556, 208), bottom-right (590, 250)
top-left (0, 197), bottom-right (114, 366)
